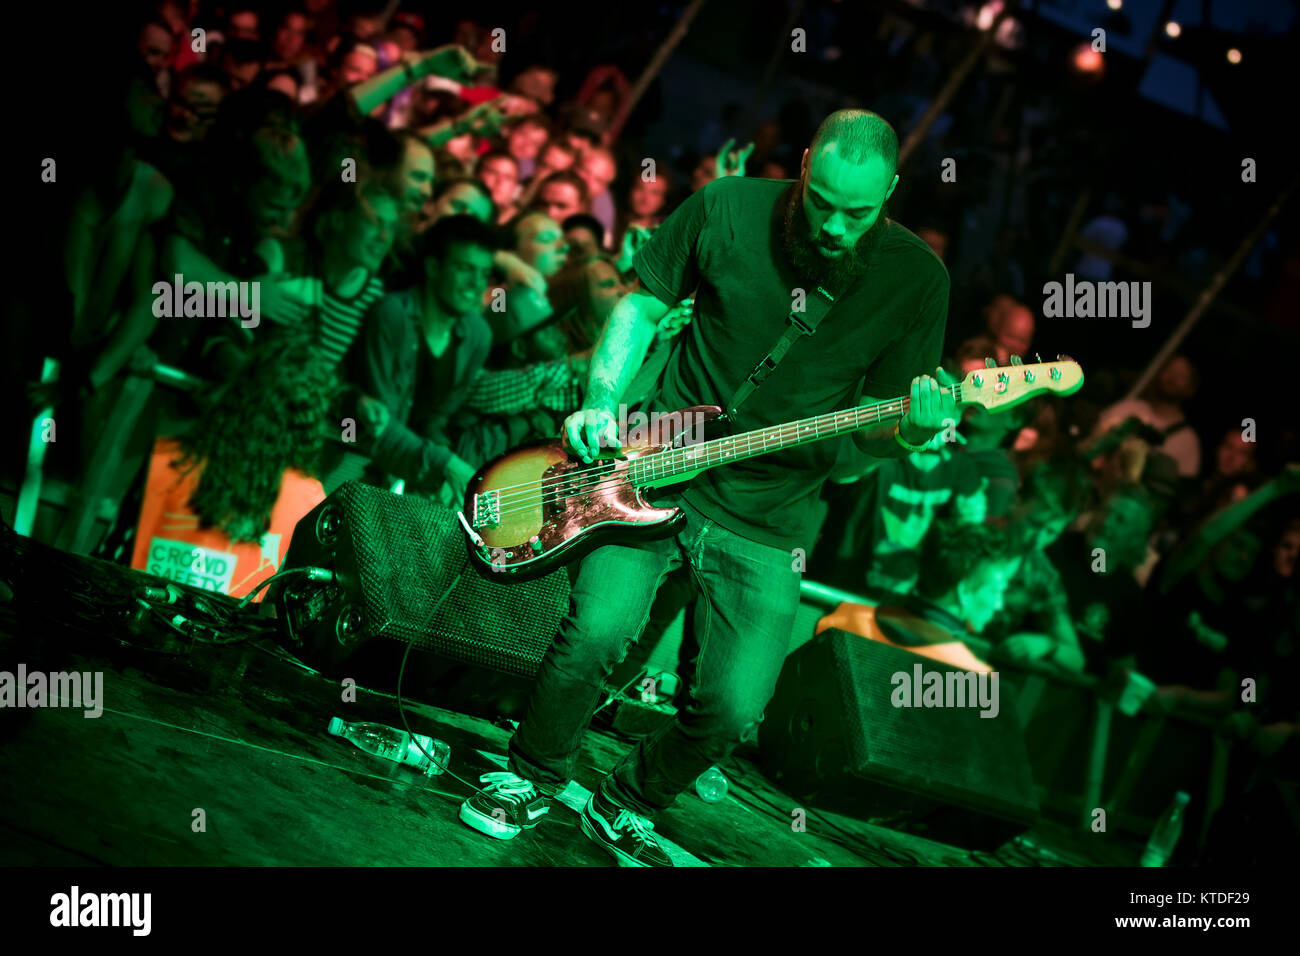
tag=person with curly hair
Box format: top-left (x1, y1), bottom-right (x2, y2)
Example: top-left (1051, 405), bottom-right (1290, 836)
top-left (814, 518), bottom-right (1023, 666)
top-left (129, 337), bottom-right (336, 599)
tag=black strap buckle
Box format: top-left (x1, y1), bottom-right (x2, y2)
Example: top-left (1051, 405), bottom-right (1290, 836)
top-left (749, 355), bottom-right (779, 384)
top-left (788, 311), bottom-right (815, 335)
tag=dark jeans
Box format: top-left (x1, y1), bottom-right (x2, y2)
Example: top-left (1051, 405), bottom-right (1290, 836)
top-left (507, 498), bottom-right (802, 816)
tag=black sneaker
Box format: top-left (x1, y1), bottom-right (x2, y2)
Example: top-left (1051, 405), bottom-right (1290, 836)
top-left (459, 772), bottom-right (552, 840)
top-left (580, 785), bottom-right (675, 867)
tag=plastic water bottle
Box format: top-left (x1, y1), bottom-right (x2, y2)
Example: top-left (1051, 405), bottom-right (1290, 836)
top-left (327, 718), bottom-right (451, 776)
top-left (695, 766), bottom-right (728, 803)
top-left (1141, 791), bottom-right (1191, 866)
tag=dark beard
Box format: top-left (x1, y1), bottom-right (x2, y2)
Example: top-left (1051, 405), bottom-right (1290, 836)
top-left (781, 181), bottom-right (885, 295)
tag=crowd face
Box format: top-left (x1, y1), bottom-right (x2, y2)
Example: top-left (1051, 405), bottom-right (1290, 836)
top-left (995, 306), bottom-right (1034, 357)
top-left (399, 140), bottom-right (436, 215)
top-left (1212, 529), bottom-right (1261, 583)
top-left (138, 22), bottom-right (174, 72)
top-left (956, 557), bottom-right (1022, 633)
top-left (576, 150), bottom-right (616, 198)
top-left (338, 48), bottom-right (378, 87)
top-left (1088, 493), bottom-right (1152, 570)
top-left (432, 182), bottom-right (493, 223)
top-left (1274, 524), bottom-right (1300, 578)
top-left (1216, 431), bottom-right (1256, 477)
top-left (537, 143), bottom-right (575, 177)
top-left (512, 67), bottom-right (557, 106)
top-left (430, 241), bottom-right (495, 317)
top-left (248, 177), bottom-right (304, 239)
top-left (390, 25), bottom-right (420, 53)
top-left (507, 122), bottom-right (548, 162)
top-left (343, 193), bottom-right (400, 273)
top-left (1156, 356), bottom-right (1196, 401)
top-left (517, 214), bottom-right (568, 277)
top-left (1024, 507), bottom-right (1072, 551)
top-left (537, 181), bottom-right (584, 222)
top-left (166, 76), bottom-right (223, 142)
top-left (588, 89), bottom-right (617, 122)
top-left (228, 10), bottom-right (260, 42)
top-left (222, 55), bottom-right (261, 91)
top-left (274, 12), bottom-right (309, 62)
top-left (799, 144), bottom-right (896, 260)
top-left (628, 176), bottom-right (668, 219)
top-left (564, 223), bottom-right (600, 263)
top-left (586, 258), bottom-right (625, 315)
top-left (477, 156), bottom-right (519, 207)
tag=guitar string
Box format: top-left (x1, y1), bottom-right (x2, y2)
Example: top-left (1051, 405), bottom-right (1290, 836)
top-left (479, 383), bottom-right (976, 523)
top-left (477, 387), bottom-right (974, 522)
top-left (483, 395), bottom-right (914, 512)
top-left (480, 392), bottom-right (921, 507)
top-left (480, 381), bottom-right (972, 512)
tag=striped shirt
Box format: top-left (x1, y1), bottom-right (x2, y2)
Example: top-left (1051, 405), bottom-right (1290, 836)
top-left (316, 274), bottom-right (385, 369)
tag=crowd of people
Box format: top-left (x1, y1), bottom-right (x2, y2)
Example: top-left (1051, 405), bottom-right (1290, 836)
top-left (13, 2), bottom-right (1298, 857)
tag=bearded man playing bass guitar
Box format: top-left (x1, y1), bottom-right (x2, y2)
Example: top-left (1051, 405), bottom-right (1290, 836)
top-left (460, 109), bottom-right (956, 866)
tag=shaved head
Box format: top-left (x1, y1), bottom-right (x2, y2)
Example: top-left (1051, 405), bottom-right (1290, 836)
top-left (809, 109), bottom-right (899, 176)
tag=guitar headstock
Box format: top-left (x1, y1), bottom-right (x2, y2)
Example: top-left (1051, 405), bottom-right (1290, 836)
top-left (958, 355), bottom-right (1084, 413)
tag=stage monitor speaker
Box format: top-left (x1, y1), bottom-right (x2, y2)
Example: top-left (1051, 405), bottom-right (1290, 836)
top-left (272, 481), bottom-right (569, 677)
top-left (759, 628), bottom-right (1039, 850)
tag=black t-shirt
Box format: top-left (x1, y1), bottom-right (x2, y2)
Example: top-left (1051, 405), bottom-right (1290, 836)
top-left (632, 177), bottom-right (949, 550)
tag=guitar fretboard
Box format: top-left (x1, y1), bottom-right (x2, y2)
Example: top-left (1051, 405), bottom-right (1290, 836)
top-left (628, 384), bottom-right (966, 483)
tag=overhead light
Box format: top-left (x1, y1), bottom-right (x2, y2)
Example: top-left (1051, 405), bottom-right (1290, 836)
top-left (1073, 42), bottom-right (1104, 75)
top-left (1107, 0), bottom-right (1122, 9)
top-left (977, 0), bottom-right (1004, 31)
top-left (1165, 21), bottom-right (1181, 38)
top-left (1227, 48), bottom-right (1242, 64)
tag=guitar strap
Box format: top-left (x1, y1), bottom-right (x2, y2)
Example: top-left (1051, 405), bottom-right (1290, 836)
top-left (722, 284), bottom-right (838, 420)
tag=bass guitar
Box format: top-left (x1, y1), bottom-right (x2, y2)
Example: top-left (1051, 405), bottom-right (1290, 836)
top-left (458, 357), bottom-right (1083, 580)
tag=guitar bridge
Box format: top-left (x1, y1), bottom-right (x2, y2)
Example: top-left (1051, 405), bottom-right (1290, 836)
top-left (472, 490), bottom-right (500, 529)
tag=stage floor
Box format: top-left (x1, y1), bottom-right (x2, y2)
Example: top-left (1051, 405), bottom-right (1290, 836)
top-left (0, 616), bottom-right (1133, 868)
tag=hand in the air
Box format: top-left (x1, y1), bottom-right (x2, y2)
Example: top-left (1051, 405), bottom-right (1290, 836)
top-left (617, 224), bottom-right (652, 273)
top-left (714, 138), bottom-right (755, 179)
top-left (409, 45), bottom-right (494, 84)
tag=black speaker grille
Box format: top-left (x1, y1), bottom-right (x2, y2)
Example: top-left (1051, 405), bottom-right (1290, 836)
top-left (334, 481), bottom-right (569, 677)
top-left (826, 632), bottom-right (1036, 817)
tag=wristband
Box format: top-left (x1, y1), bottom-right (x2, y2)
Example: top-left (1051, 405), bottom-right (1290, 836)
top-left (894, 420), bottom-right (930, 452)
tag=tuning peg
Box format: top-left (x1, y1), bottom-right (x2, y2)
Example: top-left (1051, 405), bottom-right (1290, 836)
top-left (985, 357), bottom-right (998, 368)
top-left (1035, 353), bottom-right (1042, 363)
top-left (1010, 354), bottom-right (1023, 366)
top-left (1056, 353), bottom-right (1074, 362)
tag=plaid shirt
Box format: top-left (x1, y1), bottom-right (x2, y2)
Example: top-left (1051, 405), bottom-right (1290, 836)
top-left (466, 359), bottom-right (583, 415)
